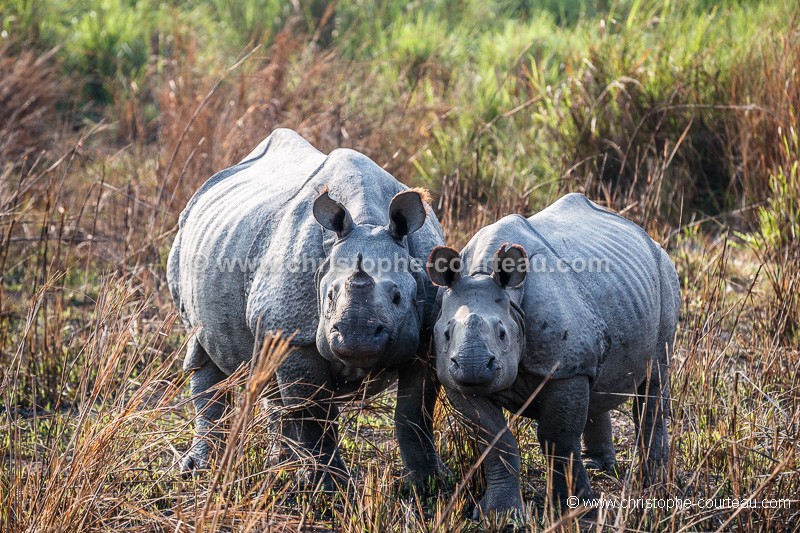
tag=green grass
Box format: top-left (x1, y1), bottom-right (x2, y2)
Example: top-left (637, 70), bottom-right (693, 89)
top-left (2, 0), bottom-right (795, 218)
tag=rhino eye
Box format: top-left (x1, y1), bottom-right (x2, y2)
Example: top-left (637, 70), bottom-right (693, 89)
top-left (392, 291), bottom-right (402, 305)
top-left (443, 329), bottom-right (450, 341)
top-left (499, 328), bottom-right (507, 340)
top-left (327, 290), bottom-right (334, 302)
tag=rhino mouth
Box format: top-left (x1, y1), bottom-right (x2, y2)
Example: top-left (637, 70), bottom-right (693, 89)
top-left (452, 382), bottom-right (495, 396)
top-left (329, 320), bottom-right (390, 367)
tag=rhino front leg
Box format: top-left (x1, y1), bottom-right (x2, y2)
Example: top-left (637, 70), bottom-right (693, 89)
top-left (582, 410), bottom-right (617, 474)
top-left (447, 391), bottom-right (523, 517)
top-left (633, 363), bottom-right (670, 485)
top-left (395, 354), bottom-right (444, 492)
top-left (182, 353), bottom-right (229, 475)
top-left (536, 376), bottom-right (592, 509)
top-left (276, 346), bottom-right (348, 491)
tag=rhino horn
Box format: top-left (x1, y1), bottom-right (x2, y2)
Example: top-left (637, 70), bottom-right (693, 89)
top-left (347, 252), bottom-right (374, 288)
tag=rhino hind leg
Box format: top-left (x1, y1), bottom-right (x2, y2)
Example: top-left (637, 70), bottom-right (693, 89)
top-left (276, 346), bottom-right (349, 492)
top-left (182, 351), bottom-right (229, 476)
top-left (582, 410), bottom-right (617, 474)
top-left (633, 361), bottom-right (670, 485)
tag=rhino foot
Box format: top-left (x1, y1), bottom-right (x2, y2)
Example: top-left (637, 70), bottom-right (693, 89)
top-left (179, 433), bottom-right (219, 479)
top-left (399, 456), bottom-right (451, 496)
top-left (641, 459), bottom-right (668, 486)
top-left (472, 490), bottom-right (525, 521)
top-left (583, 454), bottom-right (618, 476)
top-left (295, 461), bottom-right (353, 495)
top-left (180, 452), bottom-right (210, 479)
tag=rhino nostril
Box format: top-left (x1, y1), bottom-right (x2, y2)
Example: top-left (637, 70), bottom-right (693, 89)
top-left (374, 324), bottom-right (386, 336)
top-left (331, 324), bottom-right (340, 333)
top-left (486, 356), bottom-right (496, 369)
top-left (450, 356), bottom-right (459, 368)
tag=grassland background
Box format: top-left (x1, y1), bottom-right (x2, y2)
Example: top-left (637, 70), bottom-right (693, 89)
top-left (1, 0), bottom-right (799, 531)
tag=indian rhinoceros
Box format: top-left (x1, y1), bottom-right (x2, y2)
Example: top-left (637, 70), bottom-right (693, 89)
top-left (426, 193), bottom-right (680, 516)
top-left (167, 128), bottom-right (445, 490)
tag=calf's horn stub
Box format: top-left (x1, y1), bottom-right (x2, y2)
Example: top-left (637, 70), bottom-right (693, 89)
top-left (492, 243), bottom-right (528, 289)
top-left (427, 246), bottom-right (462, 287)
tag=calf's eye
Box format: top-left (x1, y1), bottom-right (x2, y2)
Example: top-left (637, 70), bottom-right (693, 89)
top-left (444, 330), bottom-right (450, 341)
top-left (499, 328), bottom-right (506, 340)
top-left (392, 291), bottom-right (402, 305)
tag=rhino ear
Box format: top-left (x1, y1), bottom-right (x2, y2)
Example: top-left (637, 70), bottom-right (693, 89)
top-left (388, 190), bottom-right (427, 240)
top-left (427, 246), bottom-right (461, 287)
top-left (313, 189), bottom-right (353, 238)
top-left (492, 243), bottom-right (528, 289)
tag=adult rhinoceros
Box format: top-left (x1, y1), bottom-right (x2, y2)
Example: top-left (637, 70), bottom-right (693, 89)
top-left (167, 129), bottom-right (445, 490)
top-left (426, 193), bottom-right (680, 516)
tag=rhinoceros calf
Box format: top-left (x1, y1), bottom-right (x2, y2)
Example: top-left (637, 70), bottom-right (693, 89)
top-left (427, 193), bottom-right (680, 515)
top-left (167, 129), bottom-right (445, 489)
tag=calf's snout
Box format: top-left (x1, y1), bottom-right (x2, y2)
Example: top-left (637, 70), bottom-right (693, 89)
top-left (449, 351), bottom-right (497, 386)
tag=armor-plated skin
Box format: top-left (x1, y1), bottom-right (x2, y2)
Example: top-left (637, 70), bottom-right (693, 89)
top-left (428, 193), bottom-right (680, 516)
top-left (168, 129), bottom-right (445, 489)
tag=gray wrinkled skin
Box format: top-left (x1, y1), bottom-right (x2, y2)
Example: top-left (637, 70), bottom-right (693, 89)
top-left (428, 193), bottom-right (680, 516)
top-left (167, 129), bottom-right (445, 490)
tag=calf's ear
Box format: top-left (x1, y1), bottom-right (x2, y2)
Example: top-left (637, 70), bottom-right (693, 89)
top-left (388, 189), bottom-right (427, 239)
top-left (313, 189), bottom-right (353, 238)
top-left (492, 243), bottom-right (528, 289)
top-left (427, 246), bottom-right (462, 287)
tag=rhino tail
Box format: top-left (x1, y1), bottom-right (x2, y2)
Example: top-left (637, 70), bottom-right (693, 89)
top-left (656, 246), bottom-right (680, 366)
top-left (645, 247), bottom-right (678, 423)
top-left (167, 229), bottom-right (183, 316)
